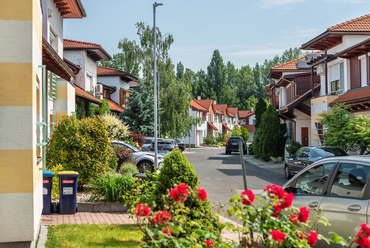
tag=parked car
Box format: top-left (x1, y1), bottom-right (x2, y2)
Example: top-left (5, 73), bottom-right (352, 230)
top-left (111, 140), bottom-right (164, 173)
top-left (149, 140), bottom-right (176, 155)
top-left (175, 139), bottom-right (185, 152)
top-left (163, 138), bottom-right (179, 151)
top-left (283, 156), bottom-right (370, 248)
top-left (225, 136), bottom-right (247, 154)
top-left (142, 137), bottom-right (163, 151)
top-left (284, 146), bottom-right (348, 179)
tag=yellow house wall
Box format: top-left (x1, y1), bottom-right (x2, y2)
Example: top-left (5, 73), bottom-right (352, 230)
top-left (0, 0), bottom-right (43, 244)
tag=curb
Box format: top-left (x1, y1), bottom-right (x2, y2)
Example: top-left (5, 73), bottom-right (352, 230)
top-left (77, 202), bottom-right (129, 212)
top-left (36, 225), bottom-right (48, 248)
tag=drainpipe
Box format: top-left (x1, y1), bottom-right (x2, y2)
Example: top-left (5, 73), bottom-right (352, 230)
top-left (37, 65), bottom-right (47, 170)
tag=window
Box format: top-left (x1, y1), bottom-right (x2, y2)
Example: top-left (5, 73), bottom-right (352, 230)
top-left (330, 80), bottom-right (340, 95)
top-left (86, 74), bottom-right (92, 93)
top-left (49, 28), bottom-right (58, 53)
top-left (294, 163), bottom-right (336, 195)
top-left (49, 72), bottom-right (57, 99)
top-left (330, 163), bottom-right (370, 198)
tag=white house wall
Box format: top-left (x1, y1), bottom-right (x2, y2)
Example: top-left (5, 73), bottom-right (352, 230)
top-left (293, 108), bottom-right (311, 146)
top-left (43, 0), bottom-right (64, 56)
top-left (64, 50), bottom-right (86, 88)
top-left (98, 76), bottom-right (130, 105)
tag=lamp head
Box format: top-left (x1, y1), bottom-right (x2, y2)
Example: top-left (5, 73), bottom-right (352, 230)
top-left (154, 2), bottom-right (163, 7)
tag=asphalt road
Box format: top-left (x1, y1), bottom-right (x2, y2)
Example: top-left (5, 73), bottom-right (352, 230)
top-left (184, 147), bottom-right (288, 211)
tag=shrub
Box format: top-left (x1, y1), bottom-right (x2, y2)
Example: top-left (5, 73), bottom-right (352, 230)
top-left (215, 132), bottom-right (224, 143)
top-left (102, 114), bottom-right (129, 140)
top-left (248, 143), bottom-right (255, 155)
top-left (46, 115), bottom-right (117, 186)
top-left (119, 162), bottom-right (139, 177)
top-left (224, 132), bottom-right (231, 142)
top-left (130, 132), bottom-right (146, 146)
top-left (241, 125), bottom-right (250, 142)
top-left (286, 139), bottom-right (302, 157)
top-left (88, 172), bottom-right (136, 202)
top-left (231, 126), bottom-right (242, 137)
top-left (152, 150), bottom-right (222, 239)
top-left (113, 146), bottom-right (134, 172)
top-left (49, 164), bottom-right (64, 201)
top-left (203, 136), bottom-right (213, 145)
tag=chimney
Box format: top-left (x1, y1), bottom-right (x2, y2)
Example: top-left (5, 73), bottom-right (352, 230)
top-left (197, 96), bottom-right (201, 100)
top-left (213, 100), bottom-right (216, 105)
top-left (251, 107), bottom-right (254, 112)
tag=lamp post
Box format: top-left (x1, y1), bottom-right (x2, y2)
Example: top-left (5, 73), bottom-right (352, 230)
top-left (157, 71), bottom-right (161, 138)
top-left (153, 2), bottom-right (162, 169)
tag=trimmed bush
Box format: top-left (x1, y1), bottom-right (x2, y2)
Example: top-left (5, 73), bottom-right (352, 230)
top-left (113, 146), bottom-right (134, 172)
top-left (46, 115), bottom-right (118, 186)
top-left (286, 139), bottom-right (302, 157)
top-left (259, 105), bottom-right (281, 161)
top-left (119, 162), bottom-right (139, 177)
top-left (102, 114), bottom-right (129, 140)
top-left (241, 125), bottom-right (250, 142)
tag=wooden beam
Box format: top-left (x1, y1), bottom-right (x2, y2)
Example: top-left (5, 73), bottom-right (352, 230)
top-left (325, 49), bottom-right (328, 95)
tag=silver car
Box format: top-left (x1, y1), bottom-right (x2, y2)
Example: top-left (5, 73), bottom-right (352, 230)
top-left (111, 140), bottom-right (164, 173)
top-left (283, 156), bottom-right (370, 247)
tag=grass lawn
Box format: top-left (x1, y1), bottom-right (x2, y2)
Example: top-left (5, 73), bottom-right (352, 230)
top-left (45, 224), bottom-right (143, 248)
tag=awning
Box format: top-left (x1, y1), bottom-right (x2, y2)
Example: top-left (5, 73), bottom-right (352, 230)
top-left (329, 86), bottom-right (370, 112)
top-left (222, 123), bottom-right (231, 131)
top-left (75, 86), bottom-right (101, 104)
top-left (207, 121), bottom-right (218, 131)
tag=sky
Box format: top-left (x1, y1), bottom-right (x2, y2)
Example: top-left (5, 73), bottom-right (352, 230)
top-left (64, 0), bottom-right (370, 73)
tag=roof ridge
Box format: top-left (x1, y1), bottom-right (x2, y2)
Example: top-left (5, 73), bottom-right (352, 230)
top-left (64, 39), bottom-right (101, 47)
top-left (328, 13), bottom-right (370, 31)
top-left (271, 52), bottom-right (319, 70)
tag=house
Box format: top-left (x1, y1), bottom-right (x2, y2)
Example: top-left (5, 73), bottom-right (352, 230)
top-left (227, 107), bottom-right (239, 130)
top-left (193, 99), bottom-right (219, 138)
top-left (97, 66), bottom-right (139, 113)
top-left (266, 53), bottom-right (321, 146)
top-left (63, 39), bottom-right (112, 116)
top-left (0, 0), bottom-right (85, 246)
top-left (300, 13), bottom-right (370, 146)
top-left (214, 104), bottom-right (231, 134)
top-left (238, 110), bottom-right (255, 142)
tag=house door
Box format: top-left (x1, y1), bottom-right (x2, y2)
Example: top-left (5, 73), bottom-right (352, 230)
top-left (301, 127), bottom-right (309, 146)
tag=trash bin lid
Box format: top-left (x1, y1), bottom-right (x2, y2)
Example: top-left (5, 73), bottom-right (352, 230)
top-left (43, 171), bottom-right (54, 176)
top-left (57, 171), bottom-right (79, 175)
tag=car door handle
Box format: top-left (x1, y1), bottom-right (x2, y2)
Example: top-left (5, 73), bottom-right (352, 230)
top-left (347, 205), bottom-right (361, 212)
top-left (308, 202), bottom-right (319, 208)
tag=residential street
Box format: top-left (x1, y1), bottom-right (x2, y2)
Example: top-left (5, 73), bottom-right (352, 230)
top-left (184, 147), bottom-right (288, 214)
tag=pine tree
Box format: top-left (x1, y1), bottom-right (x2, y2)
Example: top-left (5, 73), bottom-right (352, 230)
top-left (259, 104), bottom-right (281, 161)
top-left (119, 82), bottom-right (154, 136)
top-left (255, 97), bottom-right (267, 129)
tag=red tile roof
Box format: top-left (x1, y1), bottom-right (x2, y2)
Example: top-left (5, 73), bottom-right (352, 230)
top-left (57, 0), bottom-right (86, 19)
top-left (222, 123), bottom-right (231, 131)
top-left (242, 125), bottom-right (256, 132)
top-left (227, 107), bottom-right (238, 117)
top-left (270, 53), bottom-right (320, 71)
top-left (328, 14), bottom-right (370, 32)
top-left (329, 87), bottom-right (370, 106)
top-left (64, 39), bottom-right (112, 61)
top-left (191, 100), bottom-right (208, 111)
top-left (214, 104), bottom-right (227, 115)
top-left (194, 99), bottom-right (213, 111)
top-left (207, 122), bottom-right (218, 131)
top-left (106, 99), bottom-right (125, 112)
top-left (75, 87), bottom-right (101, 104)
top-left (97, 66), bottom-right (139, 81)
top-left (238, 110), bottom-right (254, 119)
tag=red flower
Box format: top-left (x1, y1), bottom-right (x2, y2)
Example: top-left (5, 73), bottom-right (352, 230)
top-left (134, 140), bottom-right (138, 144)
top-left (205, 240), bottom-right (214, 247)
top-left (289, 215), bottom-right (298, 223)
top-left (241, 190), bottom-right (255, 205)
top-left (197, 188), bottom-right (207, 201)
top-left (272, 205), bottom-right (282, 218)
top-left (297, 207), bottom-right (310, 222)
top-left (278, 192), bottom-right (294, 209)
top-left (296, 231), bottom-right (305, 240)
top-left (355, 223), bottom-right (370, 248)
top-left (307, 230), bottom-right (318, 246)
top-left (264, 185), bottom-right (285, 199)
top-left (169, 184), bottom-right (189, 201)
top-left (162, 225), bottom-right (172, 236)
top-left (134, 204), bottom-right (150, 217)
top-left (271, 229), bottom-right (286, 242)
top-left (152, 210), bottom-right (171, 225)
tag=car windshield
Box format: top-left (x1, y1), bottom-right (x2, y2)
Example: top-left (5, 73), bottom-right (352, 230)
top-left (229, 138), bottom-right (242, 142)
top-left (158, 143), bottom-right (173, 148)
top-left (314, 147), bottom-right (348, 158)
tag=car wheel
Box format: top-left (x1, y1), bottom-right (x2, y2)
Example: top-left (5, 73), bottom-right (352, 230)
top-left (284, 165), bottom-right (291, 179)
top-left (138, 161), bottom-right (154, 173)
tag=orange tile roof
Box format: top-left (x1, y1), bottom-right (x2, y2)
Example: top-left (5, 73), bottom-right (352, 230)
top-left (227, 107), bottom-right (238, 117)
top-left (222, 123), bottom-right (231, 131)
top-left (64, 39), bottom-right (112, 61)
top-left (238, 110), bottom-right (254, 119)
top-left (327, 14), bottom-right (370, 32)
top-left (75, 87), bottom-right (101, 104)
top-left (329, 87), bottom-right (370, 106)
top-left (207, 122), bottom-right (218, 131)
top-left (97, 66), bottom-right (139, 81)
top-left (106, 99), bottom-right (125, 112)
top-left (191, 100), bottom-right (208, 111)
top-left (270, 53), bottom-right (320, 71)
top-left (214, 104), bottom-right (227, 115)
top-left (242, 125), bottom-right (256, 132)
top-left (194, 99), bottom-right (213, 111)
top-left (58, 0), bottom-right (86, 19)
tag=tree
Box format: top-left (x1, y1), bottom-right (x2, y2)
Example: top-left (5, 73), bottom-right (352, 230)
top-left (240, 126), bottom-right (250, 142)
top-left (231, 126), bottom-right (242, 137)
top-left (255, 97), bottom-right (267, 129)
top-left (207, 50), bottom-right (227, 104)
top-left (120, 82), bottom-right (154, 136)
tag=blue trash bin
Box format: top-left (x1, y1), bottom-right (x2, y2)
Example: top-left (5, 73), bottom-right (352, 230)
top-left (42, 171), bottom-right (54, 214)
top-left (57, 171), bottom-right (79, 214)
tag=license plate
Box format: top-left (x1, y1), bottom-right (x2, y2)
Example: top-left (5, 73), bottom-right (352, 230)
top-left (231, 142), bottom-right (237, 145)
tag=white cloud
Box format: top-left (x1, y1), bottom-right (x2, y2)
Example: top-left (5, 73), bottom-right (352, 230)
top-left (259, 0), bottom-right (305, 8)
top-left (325, 0), bottom-right (369, 3)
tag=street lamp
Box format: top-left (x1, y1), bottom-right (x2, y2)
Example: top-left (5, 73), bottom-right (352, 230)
top-left (157, 71), bottom-right (161, 138)
top-left (153, 2), bottom-right (162, 169)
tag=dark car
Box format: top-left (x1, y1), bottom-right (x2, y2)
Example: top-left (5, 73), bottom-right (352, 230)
top-left (225, 136), bottom-right (247, 154)
top-left (150, 140), bottom-right (176, 155)
top-left (175, 139), bottom-right (185, 152)
top-left (283, 156), bottom-right (370, 247)
top-left (284, 146), bottom-right (348, 179)
top-left (142, 137), bottom-right (163, 151)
